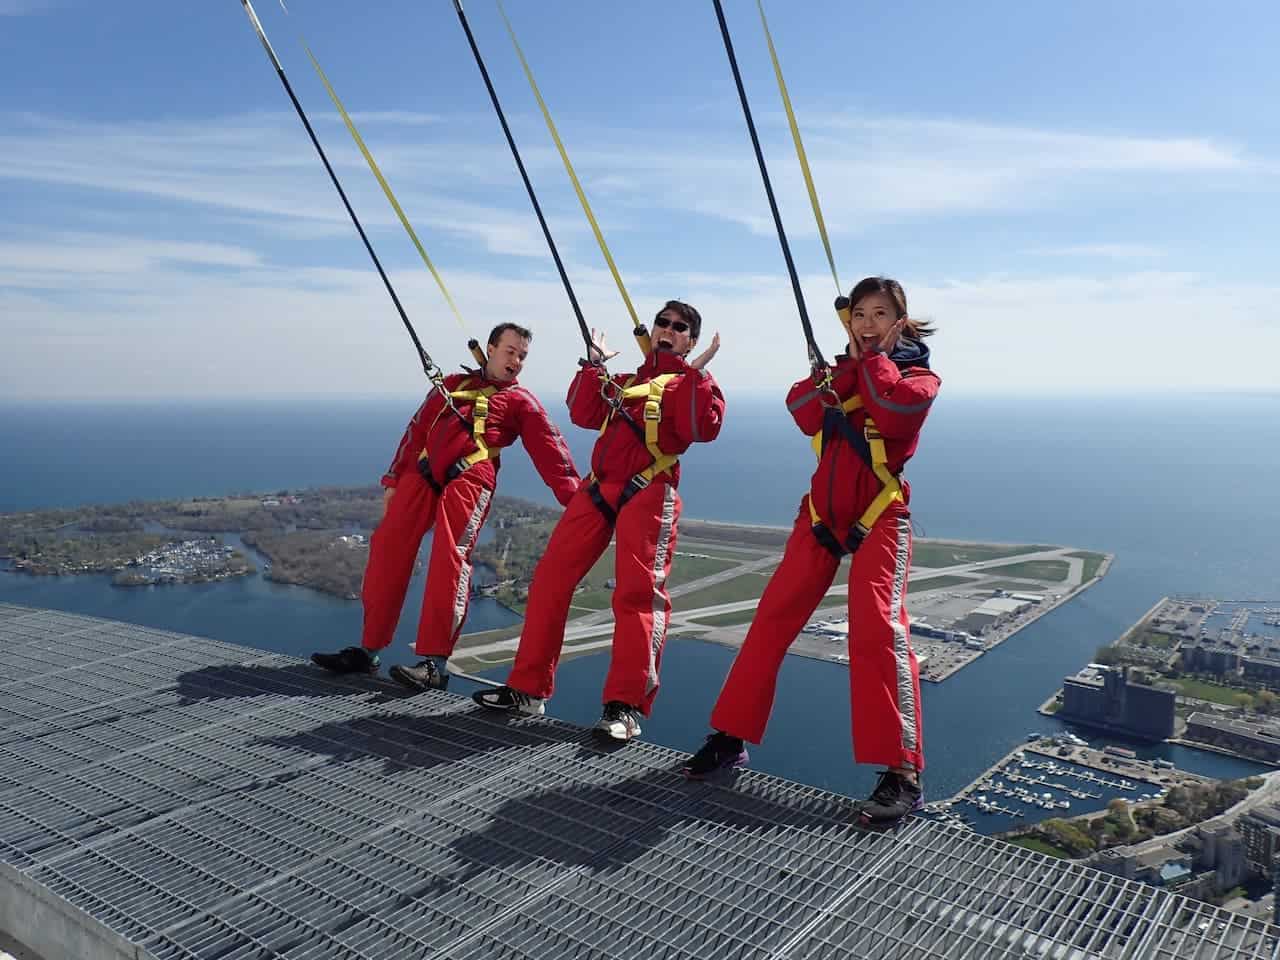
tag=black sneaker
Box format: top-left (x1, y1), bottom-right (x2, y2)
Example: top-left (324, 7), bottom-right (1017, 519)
top-left (594, 701), bottom-right (642, 742)
top-left (472, 685), bottom-right (545, 716)
top-left (389, 659), bottom-right (449, 692)
top-left (311, 646), bottom-right (379, 675)
top-left (856, 770), bottom-right (924, 828)
top-left (682, 731), bottom-right (749, 779)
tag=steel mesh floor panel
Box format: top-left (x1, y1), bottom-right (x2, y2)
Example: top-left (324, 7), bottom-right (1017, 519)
top-left (1, 602), bottom-right (1276, 960)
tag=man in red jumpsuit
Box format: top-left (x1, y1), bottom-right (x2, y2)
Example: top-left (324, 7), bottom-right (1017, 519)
top-left (474, 301), bottom-right (725, 741)
top-left (683, 277), bottom-right (939, 827)
top-left (311, 322), bottom-right (580, 691)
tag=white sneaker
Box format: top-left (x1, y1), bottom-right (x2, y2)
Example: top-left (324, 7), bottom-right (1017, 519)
top-left (472, 685), bottom-right (545, 716)
top-left (595, 701), bottom-right (642, 741)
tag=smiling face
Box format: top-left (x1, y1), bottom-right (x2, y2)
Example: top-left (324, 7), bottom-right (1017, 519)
top-left (848, 291), bottom-right (903, 354)
top-left (485, 329), bottom-right (530, 382)
top-left (652, 307), bottom-right (696, 357)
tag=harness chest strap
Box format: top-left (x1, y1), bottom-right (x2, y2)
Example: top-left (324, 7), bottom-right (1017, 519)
top-left (807, 394), bottom-right (904, 551)
top-left (416, 378), bottom-right (504, 486)
top-left (586, 372), bottom-right (679, 522)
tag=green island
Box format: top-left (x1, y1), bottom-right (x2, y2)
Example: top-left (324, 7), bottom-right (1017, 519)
top-left (0, 486), bottom-right (557, 601)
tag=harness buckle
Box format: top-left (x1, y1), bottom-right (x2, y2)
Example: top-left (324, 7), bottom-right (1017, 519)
top-left (599, 377), bottom-right (624, 410)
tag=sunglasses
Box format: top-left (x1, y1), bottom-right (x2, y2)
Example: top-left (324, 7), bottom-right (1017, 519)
top-left (653, 316), bottom-right (690, 334)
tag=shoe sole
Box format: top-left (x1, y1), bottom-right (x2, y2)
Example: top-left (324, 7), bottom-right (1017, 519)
top-left (856, 797), bottom-right (925, 830)
top-left (472, 693), bottom-right (545, 716)
top-left (388, 665), bottom-right (446, 693)
top-left (311, 656), bottom-right (376, 676)
top-left (594, 722), bottom-right (641, 742)
top-left (682, 754), bottom-right (748, 780)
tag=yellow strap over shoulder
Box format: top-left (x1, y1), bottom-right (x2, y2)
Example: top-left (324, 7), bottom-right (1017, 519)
top-left (807, 396), bottom-right (903, 538)
top-left (597, 373), bottom-right (680, 481)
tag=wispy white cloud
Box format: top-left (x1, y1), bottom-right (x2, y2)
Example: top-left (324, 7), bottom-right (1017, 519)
top-left (0, 234), bottom-right (262, 286)
top-left (3, 235), bottom-right (1279, 400)
top-left (1031, 243), bottom-right (1165, 260)
top-left (571, 113), bottom-right (1259, 236)
top-left (1, 109), bottom-right (1265, 262)
top-left (0, 112), bottom-right (565, 257)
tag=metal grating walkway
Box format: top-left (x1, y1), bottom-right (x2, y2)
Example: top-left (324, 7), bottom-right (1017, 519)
top-left (0, 602), bottom-right (1275, 960)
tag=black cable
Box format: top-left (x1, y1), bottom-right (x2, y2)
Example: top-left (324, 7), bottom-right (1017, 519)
top-left (711, 0), bottom-right (826, 370)
top-left (237, 0), bottom-right (460, 406)
top-left (450, 0), bottom-right (595, 359)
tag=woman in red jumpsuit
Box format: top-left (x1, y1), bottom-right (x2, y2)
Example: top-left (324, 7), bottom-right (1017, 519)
top-left (684, 277), bottom-right (939, 827)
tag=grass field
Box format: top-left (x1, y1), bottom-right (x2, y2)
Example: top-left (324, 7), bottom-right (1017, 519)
top-left (912, 542), bottom-right (1052, 569)
top-left (1173, 678), bottom-right (1249, 705)
top-left (668, 554), bottom-right (741, 587)
top-left (984, 559), bottom-right (1071, 581)
top-left (675, 572), bottom-right (775, 611)
top-left (1067, 551), bottom-right (1109, 581)
top-left (688, 608), bottom-right (758, 627)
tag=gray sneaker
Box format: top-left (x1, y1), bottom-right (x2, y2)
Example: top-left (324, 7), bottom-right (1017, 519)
top-left (595, 701), bottom-right (642, 742)
top-left (472, 685), bottom-right (546, 716)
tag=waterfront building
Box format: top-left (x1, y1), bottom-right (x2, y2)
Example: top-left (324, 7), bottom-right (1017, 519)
top-left (1181, 640), bottom-right (1241, 677)
top-left (1186, 713), bottom-right (1280, 763)
top-left (1243, 655), bottom-right (1280, 689)
top-left (1059, 664), bottom-right (1175, 741)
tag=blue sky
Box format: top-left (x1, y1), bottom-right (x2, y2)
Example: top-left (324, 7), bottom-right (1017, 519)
top-left (2, 0), bottom-right (1279, 400)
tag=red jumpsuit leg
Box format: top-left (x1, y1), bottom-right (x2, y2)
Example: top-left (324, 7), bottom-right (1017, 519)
top-left (602, 480), bottom-right (681, 716)
top-left (415, 470), bottom-right (494, 658)
top-left (848, 503), bottom-right (923, 772)
top-left (710, 499), bottom-right (840, 742)
top-left (506, 484), bottom-right (614, 699)
top-left (361, 469), bottom-right (439, 652)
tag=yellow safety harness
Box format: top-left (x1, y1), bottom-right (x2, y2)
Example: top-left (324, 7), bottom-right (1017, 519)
top-left (584, 373), bottom-right (679, 523)
top-left (417, 378), bottom-right (503, 492)
top-left (807, 394), bottom-right (904, 556)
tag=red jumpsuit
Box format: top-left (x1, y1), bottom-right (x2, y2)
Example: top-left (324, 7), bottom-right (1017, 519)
top-left (362, 372), bottom-right (579, 658)
top-left (506, 350), bottom-right (725, 714)
top-left (710, 342), bottom-right (939, 772)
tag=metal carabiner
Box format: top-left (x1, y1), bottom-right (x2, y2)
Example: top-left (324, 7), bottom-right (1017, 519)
top-left (599, 374), bottom-right (624, 411)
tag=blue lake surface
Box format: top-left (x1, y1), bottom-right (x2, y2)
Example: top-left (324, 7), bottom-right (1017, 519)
top-left (2, 393), bottom-right (1278, 821)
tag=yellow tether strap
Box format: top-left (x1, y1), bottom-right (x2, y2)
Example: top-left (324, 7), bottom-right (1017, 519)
top-left (756, 0), bottom-right (849, 324)
top-left (301, 46), bottom-right (468, 334)
top-left (496, 0), bottom-right (640, 334)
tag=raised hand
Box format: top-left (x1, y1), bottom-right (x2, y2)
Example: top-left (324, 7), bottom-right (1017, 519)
top-left (588, 327), bottom-right (619, 364)
top-left (689, 331), bottom-right (721, 371)
top-left (849, 317), bottom-right (905, 358)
